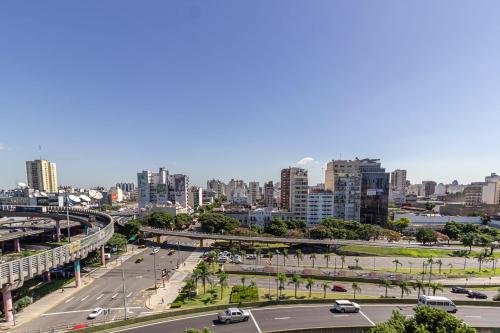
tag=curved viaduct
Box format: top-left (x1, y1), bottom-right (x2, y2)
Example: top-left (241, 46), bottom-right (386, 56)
top-left (0, 206), bottom-right (115, 322)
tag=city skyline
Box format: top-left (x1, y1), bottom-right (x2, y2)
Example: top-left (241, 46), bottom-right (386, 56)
top-left (2, 1), bottom-right (500, 188)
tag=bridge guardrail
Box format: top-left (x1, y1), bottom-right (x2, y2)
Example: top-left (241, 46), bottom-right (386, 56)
top-left (0, 206), bottom-right (114, 286)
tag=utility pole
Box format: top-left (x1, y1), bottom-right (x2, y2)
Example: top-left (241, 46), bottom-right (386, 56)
top-left (275, 250), bottom-right (280, 299)
top-left (121, 265), bottom-right (128, 320)
top-left (66, 191), bottom-right (71, 242)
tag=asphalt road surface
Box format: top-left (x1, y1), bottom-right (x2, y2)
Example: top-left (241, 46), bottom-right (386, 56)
top-left (16, 239), bottom-right (198, 333)
top-left (104, 304), bottom-right (500, 333)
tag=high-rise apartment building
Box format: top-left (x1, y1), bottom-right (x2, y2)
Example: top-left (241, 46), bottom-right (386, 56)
top-left (281, 167), bottom-right (308, 220)
top-left (188, 186), bottom-right (203, 209)
top-left (226, 179), bottom-right (247, 203)
top-left (422, 181), bottom-right (437, 197)
top-left (263, 181), bottom-right (275, 207)
top-left (390, 169), bottom-right (407, 190)
top-left (307, 189), bottom-right (334, 227)
top-left (26, 159), bottom-right (58, 193)
top-left (168, 174), bottom-right (189, 208)
top-left (247, 181), bottom-right (259, 205)
top-left (116, 183), bottom-right (135, 192)
top-left (206, 179), bottom-right (226, 198)
top-left (325, 158), bottom-right (389, 226)
top-left (137, 168), bottom-right (169, 208)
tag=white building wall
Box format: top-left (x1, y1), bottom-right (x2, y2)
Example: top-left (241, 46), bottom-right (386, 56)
top-left (307, 191), bottom-right (334, 227)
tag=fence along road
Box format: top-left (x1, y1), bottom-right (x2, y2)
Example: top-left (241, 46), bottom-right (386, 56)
top-left (0, 205), bottom-right (115, 322)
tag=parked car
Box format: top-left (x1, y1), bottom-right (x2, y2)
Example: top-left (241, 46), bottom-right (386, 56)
top-left (467, 290), bottom-right (487, 299)
top-left (135, 257), bottom-right (144, 263)
top-left (218, 256), bottom-right (228, 263)
top-left (232, 256), bottom-right (242, 264)
top-left (451, 286), bottom-right (468, 294)
top-left (87, 307), bottom-right (104, 319)
top-left (150, 247), bottom-right (160, 255)
top-left (246, 254), bottom-right (257, 260)
top-left (332, 284), bottom-right (347, 292)
top-left (332, 300), bottom-right (360, 313)
top-left (168, 249), bottom-right (176, 255)
top-left (217, 308), bottom-right (250, 324)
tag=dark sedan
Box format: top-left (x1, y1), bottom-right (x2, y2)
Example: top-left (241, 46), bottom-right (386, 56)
top-left (451, 286), bottom-right (468, 294)
top-left (467, 290), bottom-right (487, 299)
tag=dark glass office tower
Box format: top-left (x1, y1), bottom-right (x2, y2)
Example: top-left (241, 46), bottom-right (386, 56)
top-left (359, 159), bottom-right (390, 226)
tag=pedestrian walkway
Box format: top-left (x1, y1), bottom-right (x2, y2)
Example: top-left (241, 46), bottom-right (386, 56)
top-left (145, 251), bottom-right (203, 311)
top-left (0, 246), bottom-right (145, 332)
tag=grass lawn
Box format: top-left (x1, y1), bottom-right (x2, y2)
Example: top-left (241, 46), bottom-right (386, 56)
top-left (341, 245), bottom-right (457, 258)
top-left (212, 240), bottom-right (289, 249)
top-left (375, 266), bottom-right (499, 278)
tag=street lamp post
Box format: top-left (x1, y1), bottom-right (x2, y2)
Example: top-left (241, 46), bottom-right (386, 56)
top-left (153, 251), bottom-right (158, 293)
top-left (275, 250), bottom-right (280, 299)
top-left (121, 265), bottom-right (128, 320)
top-left (66, 191), bottom-right (71, 242)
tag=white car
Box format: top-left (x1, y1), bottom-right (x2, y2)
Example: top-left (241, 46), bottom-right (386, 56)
top-left (246, 254), bottom-right (257, 260)
top-left (88, 307), bottom-right (104, 319)
top-left (332, 300), bottom-right (360, 313)
top-left (151, 247), bottom-right (160, 254)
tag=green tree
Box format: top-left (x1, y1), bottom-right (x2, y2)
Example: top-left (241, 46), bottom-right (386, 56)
top-left (461, 233), bottom-right (476, 253)
top-left (184, 278), bottom-right (196, 300)
top-left (305, 278), bottom-right (315, 298)
top-left (322, 282), bottom-right (330, 298)
top-left (309, 225), bottom-right (332, 239)
top-left (295, 249), bottom-right (303, 266)
top-left (416, 228), bottom-right (437, 245)
top-left (174, 213), bottom-right (193, 230)
top-left (324, 253), bottom-right (331, 268)
top-left (241, 276), bottom-right (246, 287)
top-left (121, 219), bottom-right (141, 239)
top-left (352, 282), bottom-right (361, 299)
top-left (413, 280), bottom-right (426, 299)
top-left (107, 233), bottom-right (127, 251)
top-left (379, 280), bottom-right (393, 298)
top-left (341, 255), bottom-right (346, 269)
top-left (436, 259), bottom-right (443, 275)
top-left (290, 274), bottom-right (302, 299)
top-left (255, 248), bottom-right (262, 265)
top-left (277, 272), bottom-right (287, 298)
top-left (264, 218), bottom-right (288, 237)
top-left (429, 282), bottom-right (444, 296)
top-left (199, 213), bottom-right (239, 233)
top-left (146, 211), bottom-right (174, 229)
top-left (389, 217), bottom-right (410, 233)
top-left (443, 221), bottom-right (462, 244)
top-left (184, 328), bottom-right (214, 333)
top-left (197, 261), bottom-right (211, 294)
top-left (310, 253), bottom-right (317, 267)
top-left (218, 272), bottom-right (228, 300)
top-left (392, 259), bottom-right (402, 272)
top-left (282, 249), bottom-right (289, 266)
top-left (397, 281), bottom-right (411, 299)
top-left (249, 225), bottom-right (264, 234)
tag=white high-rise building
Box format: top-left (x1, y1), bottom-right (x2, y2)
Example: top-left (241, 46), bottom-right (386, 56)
top-left (281, 167), bottom-right (308, 220)
top-left (26, 159), bottom-right (58, 193)
top-left (137, 168), bottom-right (169, 209)
top-left (263, 181), bottom-right (274, 207)
top-left (307, 190), bottom-right (334, 227)
top-left (188, 186), bottom-right (203, 209)
top-left (169, 174), bottom-right (189, 208)
top-left (206, 179), bottom-right (226, 198)
top-left (247, 181), bottom-right (259, 205)
top-left (390, 169), bottom-right (407, 190)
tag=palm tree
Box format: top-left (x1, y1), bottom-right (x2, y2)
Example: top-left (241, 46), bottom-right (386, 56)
top-left (185, 278), bottom-right (196, 300)
top-left (240, 250), bottom-right (247, 264)
top-left (295, 249), bottom-right (303, 267)
top-left (476, 250), bottom-right (488, 272)
top-left (241, 276), bottom-right (246, 287)
top-left (352, 282), bottom-right (361, 299)
top-left (322, 282), bottom-right (330, 298)
top-left (255, 248), bottom-right (262, 265)
top-left (429, 282), bottom-right (444, 296)
top-left (436, 259), bottom-right (443, 275)
top-left (324, 253), bottom-right (331, 268)
top-left (197, 262), bottom-right (211, 294)
top-left (282, 249), bottom-right (289, 266)
top-left (267, 250), bottom-right (274, 264)
top-left (310, 254), bottom-right (317, 267)
top-left (408, 261), bottom-right (414, 274)
top-left (277, 272), bottom-right (287, 298)
top-left (413, 280), bottom-right (426, 298)
top-left (379, 280), bottom-right (392, 298)
top-left (397, 281), bottom-right (411, 299)
top-left (305, 278), bottom-right (314, 298)
top-left (447, 263), bottom-right (453, 274)
top-left (218, 272), bottom-right (228, 300)
top-left (392, 259), bottom-right (402, 272)
top-left (289, 274), bottom-right (302, 299)
top-left (341, 255), bottom-right (346, 269)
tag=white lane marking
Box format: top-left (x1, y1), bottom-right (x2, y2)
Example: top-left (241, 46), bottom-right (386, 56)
top-left (249, 310), bottom-right (262, 333)
top-left (96, 294), bottom-right (104, 300)
top-left (111, 293), bottom-right (119, 299)
top-left (252, 304), bottom-right (328, 311)
top-left (126, 292), bottom-right (133, 298)
top-left (274, 317), bottom-right (291, 320)
top-left (81, 296), bottom-right (89, 301)
top-left (333, 314), bottom-right (349, 317)
top-left (464, 315), bottom-right (481, 318)
top-left (42, 307), bottom-right (143, 316)
top-left (359, 311), bottom-right (376, 326)
top-left (64, 297), bottom-right (74, 304)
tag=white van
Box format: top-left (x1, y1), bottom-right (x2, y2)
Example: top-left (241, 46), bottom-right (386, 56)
top-left (418, 295), bottom-right (457, 313)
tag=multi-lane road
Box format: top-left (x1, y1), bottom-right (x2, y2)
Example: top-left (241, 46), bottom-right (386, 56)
top-left (16, 237), bottom-right (199, 333)
top-left (105, 304), bottom-right (500, 333)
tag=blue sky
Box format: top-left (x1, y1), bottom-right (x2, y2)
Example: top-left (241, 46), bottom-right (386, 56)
top-left (1, 0), bottom-right (500, 189)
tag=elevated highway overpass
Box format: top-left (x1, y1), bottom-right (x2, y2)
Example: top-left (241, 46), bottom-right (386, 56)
top-left (0, 206), bottom-right (115, 322)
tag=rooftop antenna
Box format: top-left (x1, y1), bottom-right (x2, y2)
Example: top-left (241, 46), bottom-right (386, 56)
top-left (38, 145), bottom-right (42, 160)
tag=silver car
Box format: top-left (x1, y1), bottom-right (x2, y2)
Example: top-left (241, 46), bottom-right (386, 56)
top-left (332, 300), bottom-right (360, 313)
top-left (218, 308), bottom-right (250, 324)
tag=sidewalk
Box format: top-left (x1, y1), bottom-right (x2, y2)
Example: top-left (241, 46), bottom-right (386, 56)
top-left (0, 246), bottom-right (145, 332)
top-left (145, 251), bottom-right (203, 311)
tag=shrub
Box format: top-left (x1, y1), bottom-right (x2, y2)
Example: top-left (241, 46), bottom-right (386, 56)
top-left (229, 285), bottom-right (259, 303)
top-left (170, 301), bottom-right (183, 308)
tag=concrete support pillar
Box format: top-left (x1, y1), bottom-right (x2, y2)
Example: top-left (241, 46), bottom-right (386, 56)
top-left (43, 271), bottom-right (51, 282)
top-left (100, 245), bottom-right (106, 266)
top-left (2, 284), bottom-right (13, 323)
top-left (55, 220), bottom-right (61, 242)
top-left (156, 235), bottom-right (161, 244)
top-left (74, 259), bottom-right (81, 288)
top-left (0, 241), bottom-right (4, 253)
top-left (13, 239), bottom-right (20, 253)
top-left (199, 239), bottom-right (204, 248)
